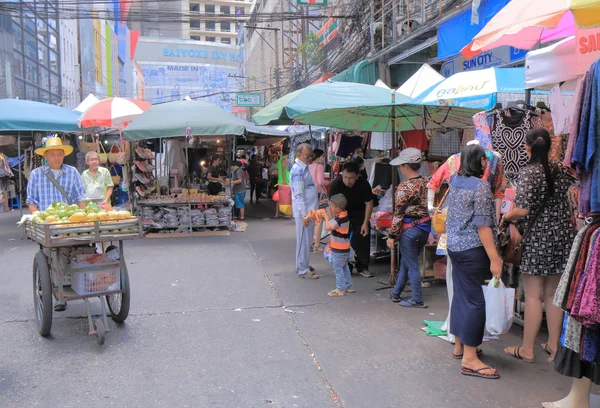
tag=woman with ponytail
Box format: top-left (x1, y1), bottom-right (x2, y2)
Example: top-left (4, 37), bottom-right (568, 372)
top-left (503, 128), bottom-right (575, 363)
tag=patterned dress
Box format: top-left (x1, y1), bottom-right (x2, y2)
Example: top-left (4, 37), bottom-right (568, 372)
top-left (491, 109), bottom-right (533, 182)
top-left (514, 161), bottom-right (576, 276)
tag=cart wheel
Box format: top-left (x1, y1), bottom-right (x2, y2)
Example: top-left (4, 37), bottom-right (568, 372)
top-left (106, 263), bottom-right (130, 323)
top-left (95, 320), bottom-right (105, 345)
top-left (33, 251), bottom-right (53, 337)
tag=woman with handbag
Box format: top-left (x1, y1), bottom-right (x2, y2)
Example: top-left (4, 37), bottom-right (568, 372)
top-left (309, 149), bottom-right (330, 253)
top-left (445, 144), bottom-right (503, 380)
top-left (503, 128), bottom-right (575, 363)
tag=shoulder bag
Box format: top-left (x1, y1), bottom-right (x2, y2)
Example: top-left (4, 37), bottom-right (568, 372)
top-left (500, 194), bottom-right (550, 265)
top-left (432, 187), bottom-right (450, 234)
top-left (43, 169), bottom-right (72, 205)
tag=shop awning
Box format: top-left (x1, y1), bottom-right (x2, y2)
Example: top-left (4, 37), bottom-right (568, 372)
top-left (525, 36), bottom-right (599, 89)
top-left (437, 0), bottom-right (511, 59)
top-left (330, 60), bottom-right (378, 85)
top-left (0, 99), bottom-right (82, 132)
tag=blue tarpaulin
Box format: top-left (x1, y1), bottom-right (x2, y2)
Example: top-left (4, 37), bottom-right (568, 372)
top-left (0, 99), bottom-right (81, 132)
top-left (437, 0), bottom-right (511, 59)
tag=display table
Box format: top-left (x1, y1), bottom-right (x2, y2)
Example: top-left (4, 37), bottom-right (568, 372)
top-left (137, 196), bottom-right (232, 238)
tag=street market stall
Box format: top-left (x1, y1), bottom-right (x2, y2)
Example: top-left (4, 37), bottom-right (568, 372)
top-left (123, 100), bottom-right (287, 237)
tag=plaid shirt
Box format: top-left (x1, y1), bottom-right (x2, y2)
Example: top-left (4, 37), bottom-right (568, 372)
top-left (26, 164), bottom-right (86, 211)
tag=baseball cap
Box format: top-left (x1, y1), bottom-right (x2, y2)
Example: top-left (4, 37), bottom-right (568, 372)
top-left (390, 148), bottom-right (422, 166)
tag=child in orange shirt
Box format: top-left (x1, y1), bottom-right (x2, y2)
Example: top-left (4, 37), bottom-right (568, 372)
top-left (322, 194), bottom-right (354, 297)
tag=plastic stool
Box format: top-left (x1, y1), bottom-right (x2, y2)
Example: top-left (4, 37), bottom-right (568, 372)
top-left (9, 196), bottom-right (21, 209)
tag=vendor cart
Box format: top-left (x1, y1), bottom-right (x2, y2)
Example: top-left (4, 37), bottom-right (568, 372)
top-left (25, 218), bottom-right (142, 345)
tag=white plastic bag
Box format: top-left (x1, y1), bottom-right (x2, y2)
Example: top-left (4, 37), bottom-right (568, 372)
top-left (483, 277), bottom-right (515, 336)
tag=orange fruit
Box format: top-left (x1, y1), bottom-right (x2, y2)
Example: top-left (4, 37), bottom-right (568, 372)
top-left (68, 212), bottom-right (87, 223)
top-left (97, 211), bottom-right (109, 220)
top-left (86, 213), bottom-right (98, 221)
top-left (45, 215), bottom-right (57, 223)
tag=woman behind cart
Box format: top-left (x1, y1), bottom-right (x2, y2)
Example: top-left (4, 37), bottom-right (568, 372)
top-left (503, 128), bottom-right (575, 363)
top-left (445, 144), bottom-right (503, 380)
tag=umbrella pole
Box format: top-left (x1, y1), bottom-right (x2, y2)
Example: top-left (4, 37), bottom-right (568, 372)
top-left (18, 132), bottom-right (23, 240)
top-left (378, 97), bottom-right (398, 289)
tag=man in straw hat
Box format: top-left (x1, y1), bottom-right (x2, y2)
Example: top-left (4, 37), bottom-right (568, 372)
top-left (26, 136), bottom-right (86, 213)
top-left (26, 137), bottom-right (86, 312)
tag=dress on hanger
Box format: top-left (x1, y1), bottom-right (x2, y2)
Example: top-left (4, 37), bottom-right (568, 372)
top-left (490, 109), bottom-right (534, 182)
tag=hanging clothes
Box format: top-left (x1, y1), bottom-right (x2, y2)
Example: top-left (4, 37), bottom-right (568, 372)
top-left (563, 75), bottom-right (589, 168)
top-left (401, 130), bottom-right (429, 151)
top-left (472, 111), bottom-right (493, 151)
top-left (550, 84), bottom-right (572, 136)
top-left (335, 135), bottom-right (363, 158)
top-left (573, 60), bottom-right (600, 213)
top-left (428, 129), bottom-right (461, 158)
top-left (490, 109), bottom-right (534, 182)
top-left (553, 219), bottom-right (600, 384)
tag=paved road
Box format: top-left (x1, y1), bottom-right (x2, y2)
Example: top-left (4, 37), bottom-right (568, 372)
top-left (0, 205), bottom-right (579, 408)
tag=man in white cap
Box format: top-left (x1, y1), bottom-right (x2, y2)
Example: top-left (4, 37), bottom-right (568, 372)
top-left (386, 148), bottom-right (431, 308)
top-left (26, 137), bottom-right (86, 312)
top-left (27, 137), bottom-right (86, 213)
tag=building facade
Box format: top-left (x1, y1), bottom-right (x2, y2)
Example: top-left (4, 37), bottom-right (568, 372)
top-left (134, 37), bottom-right (242, 110)
top-left (60, 18), bottom-right (80, 109)
top-left (188, 0), bottom-right (252, 45)
top-left (1, 0), bottom-right (63, 103)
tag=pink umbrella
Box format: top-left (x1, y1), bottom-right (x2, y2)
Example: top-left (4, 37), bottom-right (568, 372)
top-left (461, 0), bottom-right (600, 59)
top-left (78, 97), bottom-right (152, 130)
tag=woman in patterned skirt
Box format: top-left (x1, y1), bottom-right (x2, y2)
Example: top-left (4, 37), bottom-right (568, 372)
top-left (503, 128), bottom-right (576, 363)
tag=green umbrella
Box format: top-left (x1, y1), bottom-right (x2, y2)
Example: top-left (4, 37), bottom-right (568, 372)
top-left (123, 100), bottom-right (247, 141)
top-left (252, 82), bottom-right (413, 126)
top-left (292, 100), bottom-right (479, 132)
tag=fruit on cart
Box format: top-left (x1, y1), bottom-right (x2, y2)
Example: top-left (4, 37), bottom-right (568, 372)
top-left (97, 211), bottom-right (110, 220)
top-left (45, 215), bottom-right (57, 223)
top-left (68, 212), bottom-right (87, 223)
top-left (86, 213), bottom-right (98, 221)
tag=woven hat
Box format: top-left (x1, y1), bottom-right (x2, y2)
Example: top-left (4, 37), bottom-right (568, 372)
top-left (34, 137), bottom-right (73, 156)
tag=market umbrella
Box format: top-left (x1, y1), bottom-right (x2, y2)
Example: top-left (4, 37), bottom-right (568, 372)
top-left (123, 100), bottom-right (247, 141)
top-left (73, 94), bottom-right (100, 114)
top-left (252, 82), bottom-right (413, 126)
top-left (461, 0), bottom-right (600, 59)
top-left (0, 99), bottom-right (81, 132)
top-left (78, 97), bottom-right (152, 130)
top-left (408, 67), bottom-right (526, 111)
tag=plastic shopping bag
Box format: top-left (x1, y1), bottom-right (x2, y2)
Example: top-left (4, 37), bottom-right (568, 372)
top-left (483, 277), bottom-right (515, 336)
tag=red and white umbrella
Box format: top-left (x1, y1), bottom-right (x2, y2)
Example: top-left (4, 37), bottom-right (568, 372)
top-left (77, 97), bottom-right (152, 130)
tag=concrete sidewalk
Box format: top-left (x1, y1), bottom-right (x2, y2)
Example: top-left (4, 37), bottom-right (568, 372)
top-left (0, 207), bottom-right (586, 408)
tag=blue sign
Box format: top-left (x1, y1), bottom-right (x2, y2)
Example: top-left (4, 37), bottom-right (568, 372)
top-left (163, 48), bottom-right (241, 62)
top-left (509, 47), bottom-right (528, 62)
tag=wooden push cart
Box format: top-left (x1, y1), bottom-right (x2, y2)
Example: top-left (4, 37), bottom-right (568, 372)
top-left (25, 218), bottom-right (142, 345)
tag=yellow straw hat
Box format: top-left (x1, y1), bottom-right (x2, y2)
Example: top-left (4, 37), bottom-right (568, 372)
top-left (34, 137), bottom-right (73, 156)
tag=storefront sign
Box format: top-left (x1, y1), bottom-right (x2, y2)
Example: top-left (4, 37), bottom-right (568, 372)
top-left (135, 39), bottom-right (241, 68)
top-left (235, 93), bottom-right (263, 107)
top-left (316, 18), bottom-right (339, 48)
top-left (297, 0), bottom-right (327, 5)
top-left (576, 27), bottom-right (600, 66)
top-left (441, 46), bottom-right (528, 78)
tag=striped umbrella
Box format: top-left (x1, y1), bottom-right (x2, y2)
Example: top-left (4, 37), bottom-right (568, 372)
top-left (77, 97), bottom-right (152, 130)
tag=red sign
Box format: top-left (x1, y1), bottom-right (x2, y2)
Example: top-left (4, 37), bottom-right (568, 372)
top-left (576, 27), bottom-right (600, 65)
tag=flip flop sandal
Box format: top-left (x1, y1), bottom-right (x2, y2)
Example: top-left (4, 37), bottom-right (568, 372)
top-left (298, 271), bottom-right (319, 279)
top-left (328, 289), bottom-right (345, 297)
top-left (453, 348), bottom-right (483, 360)
top-left (345, 288), bottom-right (356, 293)
top-left (505, 346), bottom-right (535, 363)
top-left (135, 161), bottom-right (148, 172)
top-left (541, 343), bottom-right (553, 355)
top-left (461, 366), bottom-right (500, 379)
top-left (135, 186), bottom-right (146, 197)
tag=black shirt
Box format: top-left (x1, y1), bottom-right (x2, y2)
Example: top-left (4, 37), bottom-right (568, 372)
top-left (328, 175), bottom-right (374, 220)
top-left (207, 165), bottom-right (219, 181)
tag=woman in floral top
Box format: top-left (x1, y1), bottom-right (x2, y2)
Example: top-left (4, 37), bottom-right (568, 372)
top-left (445, 144), bottom-right (502, 380)
top-left (386, 148), bottom-right (431, 308)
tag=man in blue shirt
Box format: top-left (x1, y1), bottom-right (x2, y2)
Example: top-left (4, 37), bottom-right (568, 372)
top-left (26, 137), bottom-right (86, 212)
top-left (290, 143), bottom-right (319, 279)
top-left (26, 137), bottom-right (86, 312)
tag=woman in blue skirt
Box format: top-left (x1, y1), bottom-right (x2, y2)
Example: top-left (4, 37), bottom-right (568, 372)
top-left (446, 144), bottom-right (503, 380)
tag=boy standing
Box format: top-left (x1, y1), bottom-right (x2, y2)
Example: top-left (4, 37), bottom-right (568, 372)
top-left (322, 194), bottom-right (354, 297)
top-left (231, 161), bottom-right (246, 221)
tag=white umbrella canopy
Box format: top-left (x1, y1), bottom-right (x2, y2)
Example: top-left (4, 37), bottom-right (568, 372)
top-left (73, 94), bottom-right (100, 113)
top-left (396, 64), bottom-right (445, 98)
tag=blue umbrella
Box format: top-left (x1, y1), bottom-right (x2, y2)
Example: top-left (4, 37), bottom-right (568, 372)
top-left (0, 99), bottom-right (81, 132)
